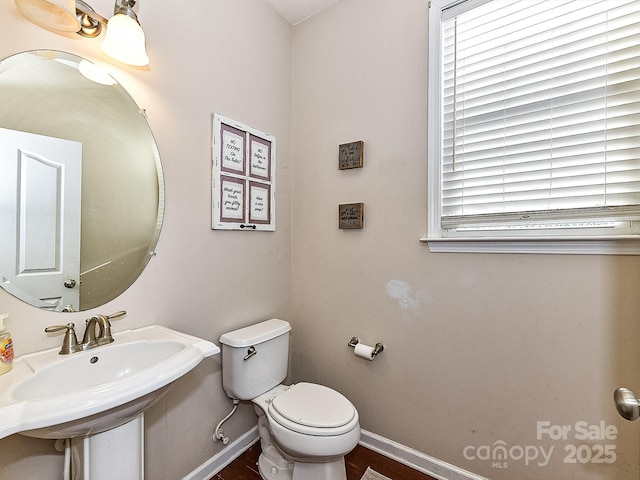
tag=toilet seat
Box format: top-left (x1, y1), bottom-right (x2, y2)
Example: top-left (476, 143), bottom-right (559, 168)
top-left (268, 382), bottom-right (357, 436)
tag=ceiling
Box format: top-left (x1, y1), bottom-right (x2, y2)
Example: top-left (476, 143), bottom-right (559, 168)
top-left (264, 0), bottom-right (340, 24)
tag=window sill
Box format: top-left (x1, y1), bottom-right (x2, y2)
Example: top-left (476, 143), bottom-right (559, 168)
top-left (421, 236), bottom-right (640, 255)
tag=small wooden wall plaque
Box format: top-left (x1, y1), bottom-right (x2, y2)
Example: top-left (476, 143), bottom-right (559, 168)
top-left (338, 141), bottom-right (364, 170)
top-left (339, 203), bottom-right (365, 229)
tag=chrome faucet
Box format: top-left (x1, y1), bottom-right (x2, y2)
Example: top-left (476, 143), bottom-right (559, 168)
top-left (45, 310), bottom-right (126, 355)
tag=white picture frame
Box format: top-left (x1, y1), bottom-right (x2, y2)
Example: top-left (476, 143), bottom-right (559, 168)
top-left (212, 113), bottom-right (276, 231)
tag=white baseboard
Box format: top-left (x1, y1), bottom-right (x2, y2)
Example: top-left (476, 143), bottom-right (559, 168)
top-left (359, 429), bottom-right (487, 480)
top-left (182, 427), bottom-right (486, 480)
top-left (182, 426), bottom-right (260, 480)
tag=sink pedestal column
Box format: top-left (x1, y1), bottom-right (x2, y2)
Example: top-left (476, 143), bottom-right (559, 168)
top-left (71, 413), bottom-right (144, 480)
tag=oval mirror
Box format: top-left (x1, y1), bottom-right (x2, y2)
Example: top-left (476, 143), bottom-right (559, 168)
top-left (0, 50), bottom-right (164, 312)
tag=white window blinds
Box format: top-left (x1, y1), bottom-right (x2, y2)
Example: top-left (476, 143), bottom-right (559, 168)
top-left (440, 0), bottom-right (640, 231)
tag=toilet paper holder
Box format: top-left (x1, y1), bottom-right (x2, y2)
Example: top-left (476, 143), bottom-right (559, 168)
top-left (348, 336), bottom-right (384, 357)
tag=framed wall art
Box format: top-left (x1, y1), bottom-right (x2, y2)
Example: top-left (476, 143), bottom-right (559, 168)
top-left (212, 113), bottom-right (276, 231)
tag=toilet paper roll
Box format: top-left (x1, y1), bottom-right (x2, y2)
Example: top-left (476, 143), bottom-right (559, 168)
top-left (354, 343), bottom-right (375, 360)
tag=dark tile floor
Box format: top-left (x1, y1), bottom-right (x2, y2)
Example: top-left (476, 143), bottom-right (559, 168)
top-left (212, 442), bottom-right (438, 480)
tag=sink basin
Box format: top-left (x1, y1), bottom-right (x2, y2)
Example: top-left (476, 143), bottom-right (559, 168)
top-left (13, 340), bottom-right (185, 401)
top-left (0, 324), bottom-right (219, 439)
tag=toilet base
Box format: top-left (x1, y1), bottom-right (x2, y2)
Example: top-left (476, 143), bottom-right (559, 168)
top-left (258, 451), bottom-right (292, 480)
top-left (292, 459), bottom-right (347, 480)
top-left (255, 412), bottom-right (348, 480)
top-left (257, 453), bottom-right (347, 480)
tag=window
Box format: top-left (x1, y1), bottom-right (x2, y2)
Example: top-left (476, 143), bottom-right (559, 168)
top-left (427, 0), bottom-right (640, 254)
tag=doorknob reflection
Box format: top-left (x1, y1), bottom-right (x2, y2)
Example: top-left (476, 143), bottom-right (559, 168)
top-left (614, 387), bottom-right (640, 421)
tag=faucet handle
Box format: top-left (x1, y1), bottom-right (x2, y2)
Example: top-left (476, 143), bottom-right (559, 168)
top-left (106, 310), bottom-right (126, 321)
top-left (102, 311), bottom-right (125, 343)
top-left (45, 323), bottom-right (80, 355)
top-left (44, 323), bottom-right (74, 333)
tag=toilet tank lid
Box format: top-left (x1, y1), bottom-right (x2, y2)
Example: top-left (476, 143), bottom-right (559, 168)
top-left (219, 319), bottom-right (291, 347)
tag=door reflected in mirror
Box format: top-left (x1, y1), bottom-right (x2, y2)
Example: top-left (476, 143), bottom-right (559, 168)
top-left (0, 50), bottom-right (164, 312)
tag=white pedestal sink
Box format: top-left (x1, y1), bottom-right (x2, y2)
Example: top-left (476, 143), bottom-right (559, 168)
top-left (0, 324), bottom-right (220, 479)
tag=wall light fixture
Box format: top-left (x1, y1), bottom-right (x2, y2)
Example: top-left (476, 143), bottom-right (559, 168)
top-left (14, 0), bottom-right (149, 66)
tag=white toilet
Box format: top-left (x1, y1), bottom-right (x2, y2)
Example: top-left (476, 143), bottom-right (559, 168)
top-left (219, 318), bottom-right (360, 480)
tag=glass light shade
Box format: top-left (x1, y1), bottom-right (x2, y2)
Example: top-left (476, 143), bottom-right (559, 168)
top-left (14, 0), bottom-right (80, 32)
top-left (100, 14), bottom-right (149, 67)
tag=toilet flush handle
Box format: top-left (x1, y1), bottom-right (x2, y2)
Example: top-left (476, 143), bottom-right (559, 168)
top-left (244, 346), bottom-right (257, 361)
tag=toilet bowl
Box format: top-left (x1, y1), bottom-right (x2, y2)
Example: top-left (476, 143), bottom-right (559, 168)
top-left (219, 319), bottom-right (361, 480)
top-left (252, 383), bottom-right (360, 479)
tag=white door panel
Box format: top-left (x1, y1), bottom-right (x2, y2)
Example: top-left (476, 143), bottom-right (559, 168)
top-left (0, 128), bottom-right (82, 311)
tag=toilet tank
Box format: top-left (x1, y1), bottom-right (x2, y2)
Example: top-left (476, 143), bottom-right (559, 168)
top-left (219, 319), bottom-right (292, 400)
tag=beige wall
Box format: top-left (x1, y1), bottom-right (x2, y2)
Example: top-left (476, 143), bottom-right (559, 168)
top-left (290, 0), bottom-right (640, 479)
top-left (2, 0), bottom-right (640, 479)
top-left (0, 0), bottom-right (292, 478)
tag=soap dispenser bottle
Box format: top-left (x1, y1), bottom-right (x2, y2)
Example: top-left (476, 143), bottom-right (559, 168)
top-left (0, 314), bottom-right (14, 375)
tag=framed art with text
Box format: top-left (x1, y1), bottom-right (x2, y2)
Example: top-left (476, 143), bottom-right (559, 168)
top-left (212, 113), bottom-right (276, 231)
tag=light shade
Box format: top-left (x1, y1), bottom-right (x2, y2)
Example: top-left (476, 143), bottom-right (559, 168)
top-left (14, 0), bottom-right (80, 32)
top-left (100, 13), bottom-right (149, 67)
